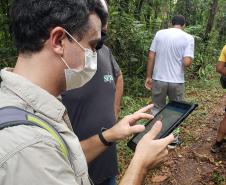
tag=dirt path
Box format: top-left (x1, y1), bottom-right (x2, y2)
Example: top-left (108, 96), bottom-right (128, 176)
top-left (147, 93), bottom-right (226, 185)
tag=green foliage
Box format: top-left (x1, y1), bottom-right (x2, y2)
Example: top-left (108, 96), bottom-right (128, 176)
top-left (0, 0), bottom-right (16, 68)
top-left (174, 0), bottom-right (211, 25)
top-left (186, 48), bottom-right (216, 81)
top-left (120, 96), bottom-right (149, 117)
top-left (108, 12), bottom-right (151, 73)
top-left (211, 171), bottom-right (226, 185)
top-left (185, 25), bottom-right (221, 80)
top-left (118, 75), bottom-right (225, 184)
top-left (107, 0), bottom-right (226, 96)
top-left (107, 6), bottom-right (153, 96)
top-left (0, 0), bottom-right (225, 95)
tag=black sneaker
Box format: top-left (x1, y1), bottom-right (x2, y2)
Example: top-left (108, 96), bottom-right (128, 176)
top-left (211, 139), bottom-right (226, 153)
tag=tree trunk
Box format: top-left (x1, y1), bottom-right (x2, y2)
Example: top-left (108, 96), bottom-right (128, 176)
top-left (203, 0), bottom-right (218, 42)
top-left (144, 2), bottom-right (152, 29)
top-left (134, 0), bottom-right (145, 20)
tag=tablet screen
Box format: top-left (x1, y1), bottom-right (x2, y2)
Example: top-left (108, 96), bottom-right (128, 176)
top-left (132, 104), bottom-right (188, 144)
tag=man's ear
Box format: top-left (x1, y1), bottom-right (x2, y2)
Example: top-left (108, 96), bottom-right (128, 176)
top-left (50, 27), bottom-right (66, 55)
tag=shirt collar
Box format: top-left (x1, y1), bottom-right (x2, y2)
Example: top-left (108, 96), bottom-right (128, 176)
top-left (0, 68), bottom-right (66, 122)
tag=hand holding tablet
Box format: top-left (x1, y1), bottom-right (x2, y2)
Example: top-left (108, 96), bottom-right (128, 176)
top-left (127, 101), bottom-right (198, 150)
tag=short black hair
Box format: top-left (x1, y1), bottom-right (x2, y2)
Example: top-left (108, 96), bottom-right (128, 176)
top-left (172, 15), bottom-right (186, 26)
top-left (87, 0), bottom-right (108, 27)
top-left (9, 0), bottom-right (108, 53)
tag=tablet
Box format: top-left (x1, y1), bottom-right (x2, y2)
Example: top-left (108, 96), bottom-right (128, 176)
top-left (127, 101), bottom-right (198, 150)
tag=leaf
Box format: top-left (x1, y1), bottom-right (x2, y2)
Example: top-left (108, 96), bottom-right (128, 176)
top-left (130, 57), bottom-right (139, 62)
top-left (151, 175), bottom-right (168, 183)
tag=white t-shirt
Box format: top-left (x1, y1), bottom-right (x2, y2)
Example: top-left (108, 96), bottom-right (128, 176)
top-left (150, 28), bottom-right (194, 83)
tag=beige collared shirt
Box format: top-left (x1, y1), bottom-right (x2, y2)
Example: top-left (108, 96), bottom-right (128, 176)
top-left (0, 68), bottom-right (91, 185)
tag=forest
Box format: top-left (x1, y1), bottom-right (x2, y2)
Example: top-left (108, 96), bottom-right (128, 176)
top-left (1, 0), bottom-right (226, 91)
top-left (105, 0), bottom-right (226, 95)
top-left (0, 0), bottom-right (226, 184)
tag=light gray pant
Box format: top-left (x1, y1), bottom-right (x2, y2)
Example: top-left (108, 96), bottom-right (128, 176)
top-left (151, 80), bottom-right (184, 115)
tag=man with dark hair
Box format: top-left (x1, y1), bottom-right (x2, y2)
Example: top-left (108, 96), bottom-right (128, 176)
top-left (145, 15), bottom-right (195, 115)
top-left (61, 1), bottom-right (123, 185)
top-left (172, 15), bottom-right (186, 26)
top-left (0, 0), bottom-right (174, 185)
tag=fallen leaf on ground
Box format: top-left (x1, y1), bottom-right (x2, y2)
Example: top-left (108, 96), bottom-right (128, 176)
top-left (151, 175), bottom-right (168, 183)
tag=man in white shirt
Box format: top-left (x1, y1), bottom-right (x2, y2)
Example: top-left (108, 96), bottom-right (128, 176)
top-left (145, 15), bottom-right (195, 115)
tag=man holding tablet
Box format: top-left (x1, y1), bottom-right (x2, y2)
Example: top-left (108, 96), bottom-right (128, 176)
top-left (0, 0), bottom-right (174, 185)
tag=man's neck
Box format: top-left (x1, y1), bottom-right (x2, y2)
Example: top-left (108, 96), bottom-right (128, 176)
top-left (173, 25), bottom-right (183, 29)
top-left (13, 52), bottom-right (64, 97)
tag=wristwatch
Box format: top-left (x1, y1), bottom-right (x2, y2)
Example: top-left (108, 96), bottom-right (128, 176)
top-left (98, 127), bottom-right (113, 146)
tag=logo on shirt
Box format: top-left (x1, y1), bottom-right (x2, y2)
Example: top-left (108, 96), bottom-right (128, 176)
top-left (104, 73), bottom-right (113, 83)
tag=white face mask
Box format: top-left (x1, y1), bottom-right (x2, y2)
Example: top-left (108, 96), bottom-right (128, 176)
top-left (61, 29), bottom-right (97, 90)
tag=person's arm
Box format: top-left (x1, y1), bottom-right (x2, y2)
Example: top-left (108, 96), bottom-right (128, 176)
top-left (81, 105), bottom-right (153, 163)
top-left (81, 107), bottom-right (174, 184)
top-left (145, 33), bottom-right (158, 90)
top-left (216, 61), bottom-right (226, 75)
top-left (119, 121), bottom-right (174, 185)
top-left (145, 51), bottom-right (156, 90)
top-left (216, 46), bottom-right (226, 75)
top-left (114, 72), bottom-right (123, 120)
top-left (109, 49), bottom-right (123, 121)
top-left (183, 36), bottom-right (194, 67)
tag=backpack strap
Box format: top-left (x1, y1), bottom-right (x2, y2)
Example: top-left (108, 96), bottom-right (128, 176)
top-left (0, 106), bottom-right (69, 159)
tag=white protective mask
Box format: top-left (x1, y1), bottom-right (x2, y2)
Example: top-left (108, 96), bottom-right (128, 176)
top-left (61, 29), bottom-right (97, 90)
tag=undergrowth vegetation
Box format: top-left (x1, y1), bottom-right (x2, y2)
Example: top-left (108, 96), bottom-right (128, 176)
top-left (117, 74), bottom-right (226, 184)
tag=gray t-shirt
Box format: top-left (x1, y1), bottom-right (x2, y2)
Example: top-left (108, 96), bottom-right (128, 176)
top-left (150, 28), bottom-right (194, 83)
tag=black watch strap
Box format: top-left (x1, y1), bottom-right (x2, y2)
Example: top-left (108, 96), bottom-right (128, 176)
top-left (98, 128), bottom-right (113, 146)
